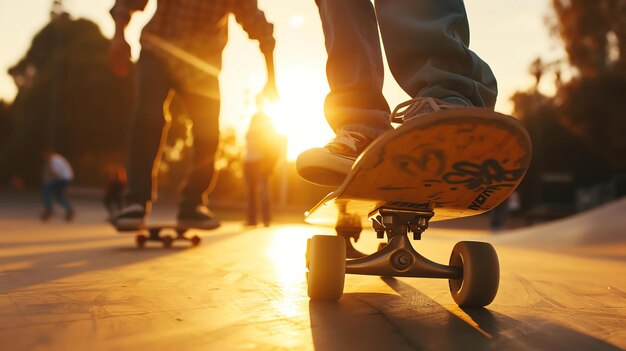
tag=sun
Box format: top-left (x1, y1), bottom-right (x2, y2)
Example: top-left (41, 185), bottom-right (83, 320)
top-left (258, 68), bottom-right (334, 161)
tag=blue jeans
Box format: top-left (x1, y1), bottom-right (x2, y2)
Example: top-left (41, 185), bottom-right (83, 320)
top-left (42, 180), bottom-right (73, 213)
top-left (126, 50), bottom-right (221, 209)
top-left (316, 0), bottom-right (498, 136)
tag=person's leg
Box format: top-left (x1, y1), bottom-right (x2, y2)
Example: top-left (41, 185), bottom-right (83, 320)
top-left (41, 182), bottom-right (54, 220)
top-left (297, 0), bottom-right (395, 186)
top-left (175, 80), bottom-right (221, 229)
top-left (177, 92), bottom-right (220, 208)
top-left (125, 50), bottom-right (173, 208)
top-left (316, 0), bottom-right (391, 135)
top-left (258, 174), bottom-right (271, 227)
top-left (244, 162), bottom-right (258, 226)
top-left (53, 180), bottom-right (74, 220)
top-left (375, 0), bottom-right (497, 108)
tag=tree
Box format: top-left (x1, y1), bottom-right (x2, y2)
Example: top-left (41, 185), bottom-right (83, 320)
top-left (538, 0), bottom-right (626, 170)
top-left (551, 0), bottom-right (626, 77)
top-left (1, 14), bottom-right (133, 185)
top-left (0, 101), bottom-right (11, 146)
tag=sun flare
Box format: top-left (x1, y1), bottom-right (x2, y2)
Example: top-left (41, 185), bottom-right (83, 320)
top-left (253, 68), bottom-right (334, 161)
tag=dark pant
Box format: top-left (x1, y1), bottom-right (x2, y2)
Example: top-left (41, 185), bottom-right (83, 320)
top-left (42, 180), bottom-right (73, 213)
top-left (316, 0), bottom-right (498, 135)
top-left (104, 187), bottom-right (124, 216)
top-left (244, 161), bottom-right (271, 226)
top-left (126, 51), bottom-right (221, 209)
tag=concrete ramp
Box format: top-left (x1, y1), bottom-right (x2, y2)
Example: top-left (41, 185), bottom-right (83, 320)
top-left (496, 198), bottom-right (626, 249)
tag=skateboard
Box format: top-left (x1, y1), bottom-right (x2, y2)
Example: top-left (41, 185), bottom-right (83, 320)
top-left (117, 225), bottom-right (201, 248)
top-left (304, 107), bottom-right (532, 307)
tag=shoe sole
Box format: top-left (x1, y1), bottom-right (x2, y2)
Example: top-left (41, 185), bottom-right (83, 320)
top-left (113, 218), bottom-right (145, 232)
top-left (177, 219), bottom-right (221, 230)
top-left (296, 148), bottom-right (355, 187)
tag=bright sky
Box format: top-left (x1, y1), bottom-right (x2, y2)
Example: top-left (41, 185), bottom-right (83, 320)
top-left (0, 0), bottom-right (564, 160)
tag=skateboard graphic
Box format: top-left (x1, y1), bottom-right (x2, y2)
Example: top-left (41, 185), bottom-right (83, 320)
top-left (304, 107), bottom-right (532, 307)
top-left (117, 225), bottom-right (202, 248)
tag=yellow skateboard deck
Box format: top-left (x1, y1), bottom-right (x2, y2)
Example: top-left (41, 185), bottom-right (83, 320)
top-left (305, 108), bottom-right (532, 228)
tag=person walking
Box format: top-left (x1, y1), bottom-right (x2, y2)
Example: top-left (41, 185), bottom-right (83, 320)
top-left (41, 150), bottom-right (75, 222)
top-left (243, 106), bottom-right (283, 226)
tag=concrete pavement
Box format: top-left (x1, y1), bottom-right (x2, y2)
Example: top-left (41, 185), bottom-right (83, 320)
top-left (0, 195), bottom-right (625, 350)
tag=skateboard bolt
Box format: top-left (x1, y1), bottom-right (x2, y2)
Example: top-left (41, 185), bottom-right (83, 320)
top-left (398, 254), bottom-right (410, 265)
top-left (391, 251), bottom-right (412, 270)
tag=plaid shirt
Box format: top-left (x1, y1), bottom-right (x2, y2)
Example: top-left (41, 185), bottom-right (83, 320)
top-left (111, 0), bottom-right (275, 95)
top-left (111, 0), bottom-right (275, 53)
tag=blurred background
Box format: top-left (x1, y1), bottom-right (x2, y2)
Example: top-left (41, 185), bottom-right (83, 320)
top-left (0, 0), bottom-right (625, 226)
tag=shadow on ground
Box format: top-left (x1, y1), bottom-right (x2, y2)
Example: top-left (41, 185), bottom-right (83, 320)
top-left (309, 277), bottom-right (622, 351)
top-left (0, 227), bottom-right (246, 293)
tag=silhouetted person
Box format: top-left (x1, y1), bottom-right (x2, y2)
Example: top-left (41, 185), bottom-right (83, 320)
top-left (244, 108), bottom-right (282, 226)
top-left (41, 150), bottom-right (74, 222)
top-left (108, 0), bottom-right (277, 230)
top-left (297, 0), bottom-right (497, 186)
top-left (491, 191), bottom-right (520, 231)
top-left (104, 166), bottom-right (127, 220)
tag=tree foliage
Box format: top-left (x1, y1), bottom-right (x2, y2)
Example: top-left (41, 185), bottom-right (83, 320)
top-left (551, 0), bottom-right (626, 77)
top-left (0, 101), bottom-right (11, 146)
top-left (1, 14), bottom-right (133, 185)
top-left (549, 0), bottom-right (626, 169)
top-left (515, 0), bottom-right (626, 178)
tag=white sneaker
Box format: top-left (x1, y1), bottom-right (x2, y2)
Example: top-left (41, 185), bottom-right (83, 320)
top-left (296, 128), bottom-right (374, 186)
top-left (112, 203), bottom-right (146, 231)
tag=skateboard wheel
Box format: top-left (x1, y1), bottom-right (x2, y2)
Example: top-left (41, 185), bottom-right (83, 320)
top-left (162, 236), bottom-right (174, 248)
top-left (448, 241), bottom-right (499, 307)
top-left (305, 238), bottom-right (311, 269)
top-left (191, 236), bottom-right (201, 246)
top-left (136, 234), bottom-right (147, 248)
top-left (307, 235), bottom-right (346, 301)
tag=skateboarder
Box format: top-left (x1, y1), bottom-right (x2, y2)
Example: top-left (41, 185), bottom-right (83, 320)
top-left (41, 150), bottom-right (74, 222)
top-left (297, 0), bottom-right (498, 186)
top-left (108, 0), bottom-right (277, 229)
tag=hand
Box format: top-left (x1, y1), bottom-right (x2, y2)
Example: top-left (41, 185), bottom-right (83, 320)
top-left (108, 36), bottom-right (132, 77)
top-left (258, 80), bottom-right (279, 103)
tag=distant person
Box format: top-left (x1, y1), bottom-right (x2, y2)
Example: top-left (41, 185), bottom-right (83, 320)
top-left (104, 166), bottom-right (127, 220)
top-left (243, 106), bottom-right (283, 226)
top-left (297, 1), bottom-right (497, 186)
top-left (491, 191), bottom-right (520, 231)
top-left (41, 150), bottom-right (74, 222)
top-left (108, 0), bottom-right (277, 230)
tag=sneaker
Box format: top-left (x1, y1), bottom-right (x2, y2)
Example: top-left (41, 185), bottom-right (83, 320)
top-left (41, 210), bottom-right (53, 222)
top-left (112, 203), bottom-right (146, 231)
top-left (177, 205), bottom-right (221, 230)
top-left (390, 97), bottom-right (468, 124)
top-left (65, 211), bottom-right (75, 222)
top-left (296, 128), bottom-right (375, 186)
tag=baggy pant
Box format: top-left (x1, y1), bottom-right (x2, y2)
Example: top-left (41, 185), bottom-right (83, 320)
top-left (126, 50), bottom-right (220, 209)
top-left (316, 0), bottom-right (498, 136)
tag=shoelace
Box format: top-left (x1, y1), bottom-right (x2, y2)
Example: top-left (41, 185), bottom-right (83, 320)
top-left (331, 129), bottom-right (367, 152)
top-left (389, 97), bottom-right (459, 124)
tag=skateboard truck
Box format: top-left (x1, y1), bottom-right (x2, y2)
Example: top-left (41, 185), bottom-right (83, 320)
top-left (371, 208), bottom-right (432, 240)
top-left (343, 207), bottom-right (461, 279)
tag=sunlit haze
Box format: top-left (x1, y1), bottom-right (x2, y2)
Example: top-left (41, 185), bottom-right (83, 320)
top-left (0, 0), bottom-right (563, 160)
